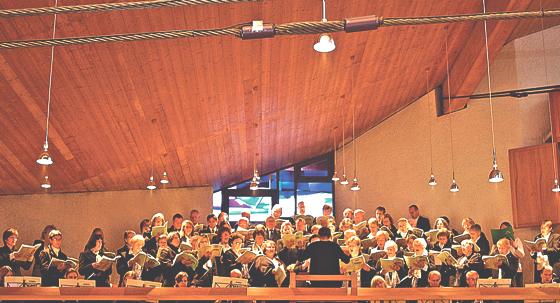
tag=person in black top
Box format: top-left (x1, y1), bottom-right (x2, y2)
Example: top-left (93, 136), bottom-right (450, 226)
top-left (158, 232), bottom-right (195, 287)
top-left (0, 228), bottom-right (33, 276)
top-left (264, 216), bottom-right (281, 242)
top-left (492, 238), bottom-right (519, 286)
top-left (298, 227), bottom-right (350, 287)
top-left (116, 230), bottom-right (136, 286)
top-left (78, 231), bottom-right (112, 287)
top-left (456, 240), bottom-right (484, 287)
top-left (168, 213), bottom-right (184, 233)
top-left (139, 219), bottom-right (151, 240)
top-left (468, 224), bottom-right (490, 256)
top-left (31, 224), bottom-right (57, 277)
top-left (200, 214), bottom-right (218, 235)
top-left (39, 230), bottom-right (70, 286)
top-left (408, 204), bottom-right (431, 232)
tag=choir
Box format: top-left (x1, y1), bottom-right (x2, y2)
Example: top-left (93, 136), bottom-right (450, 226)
top-left (0, 203), bottom-right (559, 289)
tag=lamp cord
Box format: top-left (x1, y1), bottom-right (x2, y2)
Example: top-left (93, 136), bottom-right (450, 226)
top-left (426, 69), bottom-right (434, 175)
top-left (482, 0), bottom-right (498, 163)
top-left (539, 0), bottom-right (558, 180)
top-left (445, 27), bottom-right (456, 179)
top-left (44, 0), bottom-right (58, 148)
top-left (321, 0), bottom-right (327, 22)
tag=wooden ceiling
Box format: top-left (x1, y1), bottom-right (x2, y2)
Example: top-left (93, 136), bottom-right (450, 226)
top-left (0, 0), bottom-right (559, 195)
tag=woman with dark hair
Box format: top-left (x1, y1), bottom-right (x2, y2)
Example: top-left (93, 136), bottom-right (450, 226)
top-left (139, 219), bottom-right (151, 240)
top-left (0, 228), bottom-right (33, 276)
top-left (382, 214), bottom-right (398, 239)
top-left (78, 230), bottom-right (112, 287)
top-left (158, 232), bottom-right (196, 287)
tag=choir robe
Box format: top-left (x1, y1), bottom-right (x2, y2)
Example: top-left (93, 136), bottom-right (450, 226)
top-left (0, 246), bottom-right (32, 276)
top-left (115, 244), bottom-right (130, 286)
top-left (431, 244), bottom-right (455, 286)
top-left (456, 252), bottom-right (484, 287)
top-left (78, 249), bottom-right (112, 287)
top-left (219, 248), bottom-right (243, 277)
top-left (158, 245), bottom-right (195, 287)
top-left (490, 252), bottom-right (520, 286)
top-left (39, 246), bottom-right (69, 287)
top-left (298, 240), bottom-right (350, 287)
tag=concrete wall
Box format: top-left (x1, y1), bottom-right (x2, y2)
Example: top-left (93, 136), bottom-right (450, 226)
top-left (0, 186), bottom-right (212, 274)
top-left (335, 25), bottom-right (560, 282)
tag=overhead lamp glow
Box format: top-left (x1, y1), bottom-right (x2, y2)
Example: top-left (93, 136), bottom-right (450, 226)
top-left (553, 179), bottom-right (560, 193)
top-left (428, 174), bottom-right (437, 186)
top-left (331, 171), bottom-right (340, 182)
top-left (314, 34), bottom-right (335, 53)
top-left (350, 178), bottom-right (360, 191)
top-left (340, 174), bottom-right (349, 185)
top-left (147, 176), bottom-right (157, 190)
top-left (36, 144), bottom-right (53, 166)
top-left (249, 178), bottom-right (259, 191)
top-left (41, 176), bottom-right (51, 189)
top-left (160, 171), bottom-right (169, 184)
top-left (449, 179), bottom-right (459, 193)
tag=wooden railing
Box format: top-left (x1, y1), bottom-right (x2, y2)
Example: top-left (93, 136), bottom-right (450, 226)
top-left (0, 287), bottom-right (559, 301)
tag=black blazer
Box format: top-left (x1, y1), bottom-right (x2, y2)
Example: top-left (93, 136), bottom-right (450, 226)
top-left (457, 252), bottom-right (484, 287)
top-left (158, 245), bottom-right (194, 287)
top-left (39, 246), bottom-right (69, 287)
top-left (475, 233), bottom-right (491, 256)
top-left (78, 250), bottom-right (112, 287)
top-left (491, 252), bottom-right (519, 285)
top-left (416, 216), bottom-right (431, 232)
top-left (264, 228), bottom-right (281, 242)
top-left (0, 246), bottom-right (32, 276)
top-left (115, 245), bottom-right (130, 286)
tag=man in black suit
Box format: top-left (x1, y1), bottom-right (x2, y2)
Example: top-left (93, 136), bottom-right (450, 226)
top-left (200, 214), bottom-right (218, 235)
top-left (298, 227), bottom-right (350, 287)
top-left (408, 204), bottom-right (431, 232)
top-left (39, 230), bottom-right (70, 286)
top-left (492, 238), bottom-right (520, 286)
top-left (264, 216), bottom-right (281, 242)
top-left (0, 228), bottom-right (33, 276)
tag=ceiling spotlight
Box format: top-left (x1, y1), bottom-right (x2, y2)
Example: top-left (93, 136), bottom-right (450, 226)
top-left (36, 143), bottom-right (53, 166)
top-left (428, 174), bottom-right (437, 186)
top-left (553, 179), bottom-right (560, 193)
top-left (350, 178), bottom-right (360, 191)
top-left (147, 176), bottom-right (157, 190)
top-left (314, 34), bottom-right (336, 53)
top-left (41, 176), bottom-right (51, 189)
top-left (160, 171), bottom-right (169, 184)
top-left (449, 179), bottom-right (459, 193)
top-left (340, 174), bottom-right (349, 185)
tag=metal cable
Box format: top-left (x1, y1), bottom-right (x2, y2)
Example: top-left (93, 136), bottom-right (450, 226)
top-left (0, 0), bottom-right (260, 18)
top-left (1, 9), bottom-right (559, 49)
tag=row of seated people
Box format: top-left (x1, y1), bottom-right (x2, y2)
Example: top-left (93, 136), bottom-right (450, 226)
top-left (0, 204), bottom-right (558, 288)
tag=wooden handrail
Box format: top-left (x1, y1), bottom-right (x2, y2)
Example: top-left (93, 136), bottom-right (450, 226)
top-left (0, 287), bottom-right (558, 301)
top-left (288, 271), bottom-right (358, 296)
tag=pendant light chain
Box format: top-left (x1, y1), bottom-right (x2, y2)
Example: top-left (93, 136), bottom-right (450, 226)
top-left (352, 64), bottom-right (357, 179)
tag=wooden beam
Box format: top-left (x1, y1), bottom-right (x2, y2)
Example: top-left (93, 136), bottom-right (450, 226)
top-left (441, 0), bottom-right (533, 114)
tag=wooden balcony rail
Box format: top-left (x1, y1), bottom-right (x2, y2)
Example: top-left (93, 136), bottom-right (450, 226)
top-left (0, 287), bottom-right (558, 301)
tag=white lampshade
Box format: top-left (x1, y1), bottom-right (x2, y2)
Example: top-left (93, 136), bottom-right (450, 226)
top-left (313, 34), bottom-right (335, 53)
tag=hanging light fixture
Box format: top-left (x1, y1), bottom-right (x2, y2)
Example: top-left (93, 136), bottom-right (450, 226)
top-left (313, 0), bottom-right (335, 53)
top-left (445, 28), bottom-right (459, 193)
top-left (36, 0), bottom-right (59, 166)
top-left (160, 171), bottom-right (169, 184)
top-left (537, 3), bottom-right (560, 193)
top-left (481, 0), bottom-right (504, 183)
top-left (41, 175), bottom-right (52, 189)
top-left (250, 153), bottom-right (259, 191)
top-left (147, 176), bottom-right (157, 190)
top-left (332, 127), bottom-right (340, 181)
top-left (340, 114), bottom-right (349, 185)
top-left (425, 69), bottom-right (437, 187)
